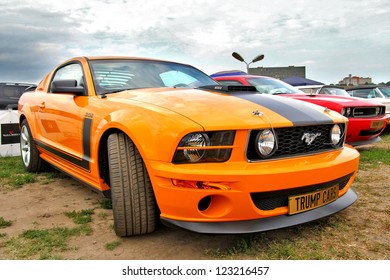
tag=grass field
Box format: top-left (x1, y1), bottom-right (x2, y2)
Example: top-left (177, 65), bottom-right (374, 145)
top-left (0, 131), bottom-right (389, 260)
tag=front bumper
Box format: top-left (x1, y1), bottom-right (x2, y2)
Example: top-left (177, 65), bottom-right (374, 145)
top-left (161, 187), bottom-right (357, 234)
top-left (346, 115), bottom-right (389, 146)
top-left (148, 146), bottom-right (359, 224)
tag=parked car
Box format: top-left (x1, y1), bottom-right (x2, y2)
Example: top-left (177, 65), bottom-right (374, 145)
top-left (19, 57), bottom-right (360, 236)
top-left (213, 75), bottom-right (389, 146)
top-left (346, 86), bottom-right (390, 115)
top-left (0, 82), bottom-right (36, 110)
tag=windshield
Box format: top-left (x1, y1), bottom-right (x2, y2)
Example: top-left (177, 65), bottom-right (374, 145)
top-left (347, 88), bottom-right (384, 99)
top-left (317, 87), bottom-right (350, 96)
top-left (378, 87), bottom-right (390, 98)
top-left (89, 59), bottom-right (218, 95)
top-left (246, 77), bottom-right (302, 94)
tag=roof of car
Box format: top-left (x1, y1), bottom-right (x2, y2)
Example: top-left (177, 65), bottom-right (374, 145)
top-left (57, 56), bottom-right (186, 68)
top-left (210, 70), bottom-right (248, 77)
top-left (82, 56), bottom-right (174, 63)
top-left (320, 85), bottom-right (345, 89)
top-left (213, 74), bottom-right (274, 79)
top-left (346, 85), bottom-right (381, 90)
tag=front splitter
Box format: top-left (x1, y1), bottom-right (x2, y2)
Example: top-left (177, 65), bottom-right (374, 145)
top-left (161, 187), bottom-right (358, 234)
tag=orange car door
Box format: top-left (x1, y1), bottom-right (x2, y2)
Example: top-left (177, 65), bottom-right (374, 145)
top-left (35, 63), bottom-right (91, 172)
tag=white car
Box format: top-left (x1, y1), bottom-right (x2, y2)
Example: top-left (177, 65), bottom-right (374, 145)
top-left (346, 86), bottom-right (390, 115)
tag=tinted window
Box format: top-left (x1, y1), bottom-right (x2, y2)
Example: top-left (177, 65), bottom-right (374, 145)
top-left (378, 87), bottom-right (390, 98)
top-left (0, 84), bottom-right (33, 109)
top-left (247, 78), bottom-right (301, 94)
top-left (348, 89), bottom-right (375, 98)
top-left (318, 87), bottom-right (350, 96)
top-left (89, 59), bottom-right (218, 95)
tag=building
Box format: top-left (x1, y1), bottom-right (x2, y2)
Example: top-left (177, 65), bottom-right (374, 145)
top-left (339, 75), bottom-right (372, 86)
top-left (249, 66), bottom-right (306, 80)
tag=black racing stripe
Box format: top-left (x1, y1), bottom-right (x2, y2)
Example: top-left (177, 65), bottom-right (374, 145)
top-left (82, 117), bottom-right (93, 161)
top-left (36, 140), bottom-right (90, 171)
top-left (231, 93), bottom-right (334, 126)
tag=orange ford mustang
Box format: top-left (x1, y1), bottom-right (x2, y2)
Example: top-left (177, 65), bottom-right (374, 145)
top-left (18, 56), bottom-right (360, 236)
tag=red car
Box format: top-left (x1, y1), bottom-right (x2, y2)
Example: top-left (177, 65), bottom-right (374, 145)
top-left (213, 74), bottom-right (389, 146)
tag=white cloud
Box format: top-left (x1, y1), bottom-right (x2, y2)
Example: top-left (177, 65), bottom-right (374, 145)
top-left (0, 0), bottom-right (389, 84)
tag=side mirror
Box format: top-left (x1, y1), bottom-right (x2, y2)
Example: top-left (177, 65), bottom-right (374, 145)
top-left (51, 79), bottom-right (85, 95)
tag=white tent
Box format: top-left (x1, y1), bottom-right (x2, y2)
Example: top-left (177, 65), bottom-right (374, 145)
top-left (0, 109), bottom-right (20, 157)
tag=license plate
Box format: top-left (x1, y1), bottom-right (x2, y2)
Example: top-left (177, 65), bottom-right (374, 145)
top-left (288, 185), bottom-right (338, 215)
top-left (370, 120), bottom-right (384, 129)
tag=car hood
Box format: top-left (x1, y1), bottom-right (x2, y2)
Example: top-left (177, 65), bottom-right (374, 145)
top-left (106, 88), bottom-right (343, 130)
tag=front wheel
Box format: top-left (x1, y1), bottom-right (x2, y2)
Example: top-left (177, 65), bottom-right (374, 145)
top-left (107, 133), bottom-right (156, 236)
top-left (20, 119), bottom-right (45, 172)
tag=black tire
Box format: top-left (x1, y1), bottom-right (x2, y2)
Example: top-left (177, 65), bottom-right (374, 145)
top-left (107, 133), bottom-right (156, 236)
top-left (20, 119), bottom-right (45, 172)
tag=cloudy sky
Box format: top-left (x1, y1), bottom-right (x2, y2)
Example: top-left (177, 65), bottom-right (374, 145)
top-left (1, 0), bottom-right (389, 85)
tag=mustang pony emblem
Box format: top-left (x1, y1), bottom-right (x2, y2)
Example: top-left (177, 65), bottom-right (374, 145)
top-left (301, 132), bottom-right (321, 145)
top-left (251, 109), bottom-right (263, 116)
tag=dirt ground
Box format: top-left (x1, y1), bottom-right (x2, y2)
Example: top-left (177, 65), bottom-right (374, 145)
top-left (0, 175), bottom-right (246, 260)
top-left (0, 144), bottom-right (389, 260)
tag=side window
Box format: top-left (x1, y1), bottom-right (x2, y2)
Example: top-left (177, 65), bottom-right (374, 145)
top-left (50, 63), bottom-right (85, 92)
top-left (364, 89), bottom-right (376, 98)
top-left (353, 89), bottom-right (370, 98)
top-left (2, 85), bottom-right (22, 99)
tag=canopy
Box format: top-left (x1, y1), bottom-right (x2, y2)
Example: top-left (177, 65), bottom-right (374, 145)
top-left (210, 70), bottom-right (247, 78)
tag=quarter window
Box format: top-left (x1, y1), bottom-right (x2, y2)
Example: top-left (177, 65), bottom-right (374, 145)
top-left (50, 63), bottom-right (85, 92)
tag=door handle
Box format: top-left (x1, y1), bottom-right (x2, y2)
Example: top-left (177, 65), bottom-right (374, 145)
top-left (39, 102), bottom-right (45, 109)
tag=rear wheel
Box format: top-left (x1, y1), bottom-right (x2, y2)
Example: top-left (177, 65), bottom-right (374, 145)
top-left (107, 133), bottom-right (156, 236)
top-left (20, 119), bottom-right (45, 172)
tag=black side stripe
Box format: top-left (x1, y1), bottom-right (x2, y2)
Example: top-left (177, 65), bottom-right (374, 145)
top-left (230, 93), bottom-right (334, 126)
top-left (82, 117), bottom-right (92, 162)
top-left (36, 117), bottom-right (93, 172)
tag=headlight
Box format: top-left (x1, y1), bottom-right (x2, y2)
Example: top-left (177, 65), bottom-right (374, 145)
top-left (375, 107), bottom-right (380, 115)
top-left (255, 129), bottom-right (277, 158)
top-left (182, 133), bottom-right (210, 162)
top-left (173, 131), bottom-right (235, 163)
top-left (330, 124), bottom-right (342, 147)
top-left (342, 107), bottom-right (351, 117)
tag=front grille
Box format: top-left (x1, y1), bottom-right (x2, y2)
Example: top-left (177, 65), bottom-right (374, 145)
top-left (352, 106), bottom-right (384, 118)
top-left (251, 173), bottom-right (353, 211)
top-left (247, 124), bottom-right (345, 161)
top-left (359, 128), bottom-right (384, 136)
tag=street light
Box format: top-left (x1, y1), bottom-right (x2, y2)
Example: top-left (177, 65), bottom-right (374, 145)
top-left (232, 52), bottom-right (264, 73)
